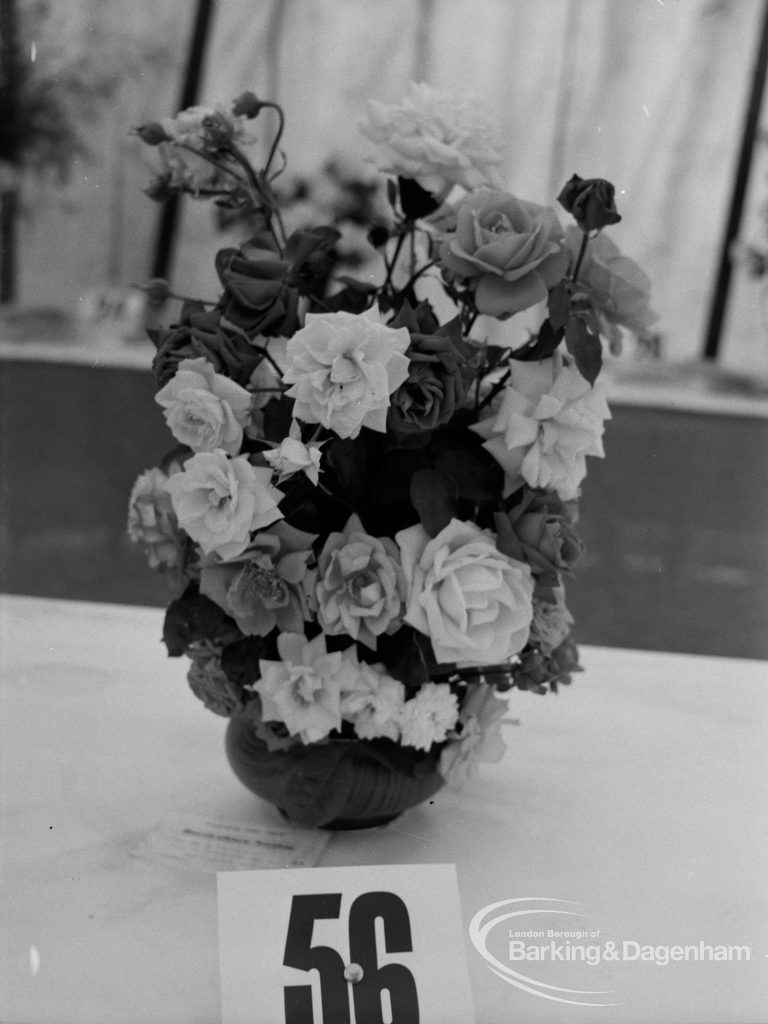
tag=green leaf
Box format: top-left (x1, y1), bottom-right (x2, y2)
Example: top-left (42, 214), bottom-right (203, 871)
top-left (376, 626), bottom-right (432, 687)
top-left (368, 448), bottom-right (426, 505)
top-left (162, 586), bottom-right (235, 656)
top-left (325, 436), bottom-right (369, 499)
top-left (410, 469), bottom-right (459, 536)
top-left (548, 281), bottom-right (572, 331)
top-left (433, 447), bottom-right (503, 503)
top-left (564, 316), bottom-right (603, 385)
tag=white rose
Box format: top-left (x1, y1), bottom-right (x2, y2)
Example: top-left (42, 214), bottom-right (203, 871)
top-left (155, 357), bottom-right (252, 455)
top-left (396, 518), bottom-right (534, 666)
top-left (255, 633), bottom-right (360, 744)
top-left (339, 654), bottom-right (406, 743)
top-left (471, 354), bottom-right (611, 500)
top-left (438, 683), bottom-right (508, 785)
top-left (282, 306), bottom-right (410, 439)
top-left (164, 450), bottom-right (283, 560)
top-left (360, 82), bottom-right (504, 194)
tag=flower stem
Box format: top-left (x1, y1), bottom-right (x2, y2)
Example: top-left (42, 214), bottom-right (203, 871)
top-left (571, 231), bottom-right (590, 284)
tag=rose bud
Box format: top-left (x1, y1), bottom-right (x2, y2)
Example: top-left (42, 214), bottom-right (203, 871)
top-left (557, 174), bottom-right (621, 232)
top-left (232, 91), bottom-right (265, 118)
top-left (143, 278), bottom-right (172, 305)
top-left (133, 122), bottom-right (170, 146)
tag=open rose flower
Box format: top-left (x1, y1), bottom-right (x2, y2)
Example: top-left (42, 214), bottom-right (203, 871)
top-left (530, 588), bottom-right (574, 655)
top-left (396, 518), bottom-right (534, 665)
top-left (283, 306), bottom-right (410, 439)
top-left (199, 521), bottom-right (317, 636)
top-left (186, 640), bottom-right (243, 717)
top-left (438, 683), bottom-right (508, 784)
top-left (471, 354), bottom-right (611, 500)
top-left (339, 654), bottom-right (406, 742)
top-left (150, 302), bottom-right (266, 389)
top-left (164, 450), bottom-right (283, 560)
top-left (127, 467), bottom-right (184, 572)
top-left (388, 308), bottom-right (474, 434)
top-left (316, 514), bottom-right (406, 649)
top-left (255, 633), bottom-right (359, 743)
top-left (155, 357), bottom-right (252, 455)
top-left (439, 191), bottom-right (569, 318)
top-left (494, 490), bottom-right (583, 591)
top-left (399, 682), bottom-right (460, 751)
top-left (160, 104), bottom-right (257, 149)
top-left (360, 81), bottom-right (504, 194)
top-left (565, 226), bottom-right (658, 347)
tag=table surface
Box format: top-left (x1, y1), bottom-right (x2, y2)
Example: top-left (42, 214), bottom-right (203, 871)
top-left (1, 595), bottom-right (767, 1024)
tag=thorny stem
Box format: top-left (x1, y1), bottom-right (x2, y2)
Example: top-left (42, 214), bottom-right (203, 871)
top-left (477, 367), bottom-right (512, 412)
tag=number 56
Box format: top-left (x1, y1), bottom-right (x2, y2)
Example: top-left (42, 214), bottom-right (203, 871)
top-left (283, 891), bottom-right (420, 1024)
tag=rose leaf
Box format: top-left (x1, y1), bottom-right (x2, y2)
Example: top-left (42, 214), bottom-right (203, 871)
top-left (565, 316), bottom-right (603, 385)
top-left (410, 469), bottom-right (459, 536)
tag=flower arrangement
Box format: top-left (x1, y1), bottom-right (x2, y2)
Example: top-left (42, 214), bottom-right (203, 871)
top-left (128, 83), bottom-right (656, 826)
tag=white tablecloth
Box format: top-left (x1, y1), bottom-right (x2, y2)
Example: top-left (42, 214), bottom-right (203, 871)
top-left (1, 595), bottom-right (767, 1024)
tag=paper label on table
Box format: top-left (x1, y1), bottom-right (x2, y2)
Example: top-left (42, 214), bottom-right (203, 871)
top-left (131, 814), bottom-right (330, 872)
top-left (217, 863), bottom-right (475, 1024)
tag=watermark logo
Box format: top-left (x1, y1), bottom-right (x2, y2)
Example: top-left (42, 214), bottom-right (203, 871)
top-left (468, 897), bottom-right (619, 1007)
top-left (468, 897), bottom-right (754, 1007)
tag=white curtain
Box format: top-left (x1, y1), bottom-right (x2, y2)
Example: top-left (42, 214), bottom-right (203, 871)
top-left (18, 0), bottom-right (768, 374)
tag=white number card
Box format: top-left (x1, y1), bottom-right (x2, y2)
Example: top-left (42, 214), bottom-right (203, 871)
top-left (217, 863), bottom-right (475, 1024)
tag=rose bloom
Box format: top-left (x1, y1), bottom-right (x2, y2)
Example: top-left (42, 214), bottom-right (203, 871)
top-left (263, 421), bottom-right (324, 485)
top-left (360, 81), bottom-right (504, 194)
top-left (530, 589), bottom-right (574, 655)
top-left (127, 467), bottom-right (184, 570)
top-left (157, 143), bottom-right (222, 194)
top-left (388, 321), bottom-right (473, 434)
top-left (186, 640), bottom-right (242, 717)
top-left (316, 514), bottom-right (405, 649)
top-left (396, 518), bottom-right (534, 666)
top-left (151, 303), bottom-right (266, 389)
top-left (339, 655), bottom-right (406, 742)
top-left (255, 633), bottom-right (359, 744)
top-left (498, 490), bottom-right (583, 580)
top-left (438, 683), bottom-right (508, 785)
top-left (155, 357), bottom-right (252, 455)
top-left (399, 682), bottom-right (460, 751)
top-left (283, 306), bottom-right (410, 439)
top-left (439, 191), bottom-right (569, 318)
top-left (471, 355), bottom-right (611, 500)
top-left (160, 104), bottom-right (256, 148)
top-left (199, 521), bottom-right (317, 636)
top-left (164, 450), bottom-right (283, 560)
top-left (565, 226), bottom-right (659, 348)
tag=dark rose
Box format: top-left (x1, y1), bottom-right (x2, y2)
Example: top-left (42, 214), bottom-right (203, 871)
top-left (557, 174), bottom-right (621, 232)
top-left (216, 227), bottom-right (338, 335)
top-left (216, 235), bottom-right (300, 337)
top-left (149, 301), bottom-right (268, 388)
top-left (495, 490), bottom-right (583, 593)
top-left (387, 305), bottom-right (473, 434)
top-left (186, 643), bottom-right (244, 717)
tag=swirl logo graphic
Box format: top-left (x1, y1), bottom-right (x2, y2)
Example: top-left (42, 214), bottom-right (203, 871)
top-left (468, 897), bottom-right (620, 1007)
